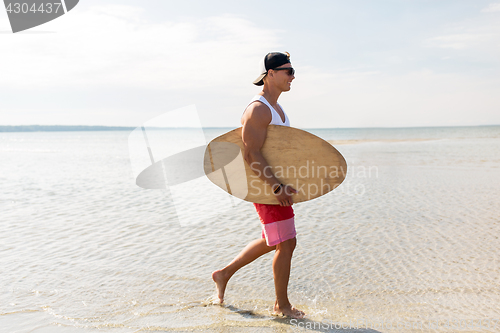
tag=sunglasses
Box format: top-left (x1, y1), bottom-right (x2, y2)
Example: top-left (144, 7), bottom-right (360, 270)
top-left (271, 67), bottom-right (295, 76)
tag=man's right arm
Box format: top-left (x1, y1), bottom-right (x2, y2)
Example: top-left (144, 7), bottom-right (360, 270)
top-left (241, 103), bottom-right (296, 206)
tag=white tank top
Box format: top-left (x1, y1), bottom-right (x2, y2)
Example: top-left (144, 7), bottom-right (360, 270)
top-left (244, 95), bottom-right (290, 127)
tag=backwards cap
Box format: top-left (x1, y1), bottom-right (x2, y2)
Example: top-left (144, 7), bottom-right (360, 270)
top-left (253, 52), bottom-right (291, 86)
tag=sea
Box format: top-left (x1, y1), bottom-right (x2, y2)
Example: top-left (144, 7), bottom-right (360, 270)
top-left (1, 125), bottom-right (499, 333)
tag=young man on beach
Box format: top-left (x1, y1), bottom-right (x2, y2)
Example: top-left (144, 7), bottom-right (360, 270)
top-left (212, 52), bottom-right (305, 319)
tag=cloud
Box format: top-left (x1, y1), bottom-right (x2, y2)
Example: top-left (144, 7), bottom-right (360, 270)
top-left (422, 11), bottom-right (500, 61)
top-left (424, 33), bottom-right (495, 50)
top-left (481, 3), bottom-right (500, 12)
top-left (0, 5), bottom-right (281, 90)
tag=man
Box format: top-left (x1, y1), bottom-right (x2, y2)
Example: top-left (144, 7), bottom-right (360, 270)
top-left (212, 52), bottom-right (305, 319)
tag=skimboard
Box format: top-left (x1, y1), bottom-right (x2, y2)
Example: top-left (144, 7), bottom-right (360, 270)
top-left (204, 125), bottom-right (347, 204)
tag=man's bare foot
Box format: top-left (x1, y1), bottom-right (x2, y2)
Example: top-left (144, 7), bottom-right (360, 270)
top-left (211, 269), bottom-right (228, 304)
top-left (273, 302), bottom-right (305, 319)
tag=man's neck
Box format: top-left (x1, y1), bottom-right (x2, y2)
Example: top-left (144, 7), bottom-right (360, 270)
top-left (260, 85), bottom-right (282, 105)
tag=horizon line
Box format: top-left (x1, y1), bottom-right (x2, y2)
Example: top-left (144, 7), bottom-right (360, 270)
top-left (0, 124), bottom-right (498, 133)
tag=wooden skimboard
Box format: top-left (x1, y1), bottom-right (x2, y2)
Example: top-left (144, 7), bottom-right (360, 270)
top-left (204, 125), bottom-right (347, 204)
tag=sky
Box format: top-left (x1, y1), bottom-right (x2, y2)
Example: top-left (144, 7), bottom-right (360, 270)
top-left (0, 0), bottom-right (499, 128)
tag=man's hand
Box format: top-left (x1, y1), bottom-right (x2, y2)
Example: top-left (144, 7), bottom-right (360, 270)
top-left (273, 184), bottom-right (297, 206)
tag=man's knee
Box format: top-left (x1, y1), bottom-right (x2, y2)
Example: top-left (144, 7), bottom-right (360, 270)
top-left (276, 237), bottom-right (296, 255)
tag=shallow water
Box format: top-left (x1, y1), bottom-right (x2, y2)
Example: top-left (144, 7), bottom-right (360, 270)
top-left (1, 126), bottom-right (499, 333)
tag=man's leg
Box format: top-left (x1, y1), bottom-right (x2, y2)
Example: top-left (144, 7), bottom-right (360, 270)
top-left (272, 237), bottom-right (305, 318)
top-left (212, 238), bottom-right (275, 303)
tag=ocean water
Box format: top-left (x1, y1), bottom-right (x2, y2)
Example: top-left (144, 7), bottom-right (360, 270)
top-left (1, 126), bottom-right (499, 333)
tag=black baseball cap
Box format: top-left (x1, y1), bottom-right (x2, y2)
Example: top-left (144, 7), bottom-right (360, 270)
top-left (253, 52), bottom-right (291, 86)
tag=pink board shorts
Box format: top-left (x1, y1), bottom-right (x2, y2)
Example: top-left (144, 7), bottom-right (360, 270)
top-left (254, 203), bottom-right (296, 246)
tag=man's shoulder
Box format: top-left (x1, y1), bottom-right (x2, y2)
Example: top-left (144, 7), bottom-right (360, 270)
top-left (245, 100), bottom-right (271, 119)
top-left (241, 96), bottom-right (272, 127)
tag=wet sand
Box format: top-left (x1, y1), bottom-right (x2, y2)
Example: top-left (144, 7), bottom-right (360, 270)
top-left (1, 127), bottom-right (499, 332)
